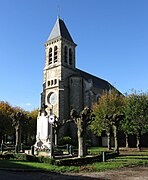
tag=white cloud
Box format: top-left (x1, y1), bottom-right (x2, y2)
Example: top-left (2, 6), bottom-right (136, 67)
top-left (25, 103), bottom-right (32, 106)
top-left (20, 103), bottom-right (32, 107)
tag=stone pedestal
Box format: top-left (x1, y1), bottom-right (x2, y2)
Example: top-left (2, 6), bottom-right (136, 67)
top-left (34, 113), bottom-right (51, 150)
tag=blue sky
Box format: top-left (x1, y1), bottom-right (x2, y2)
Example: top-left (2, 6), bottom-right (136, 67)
top-left (0, 0), bottom-right (148, 111)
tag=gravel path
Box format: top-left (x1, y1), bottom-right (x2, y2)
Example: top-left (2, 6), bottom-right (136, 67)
top-left (66, 166), bottom-right (148, 180)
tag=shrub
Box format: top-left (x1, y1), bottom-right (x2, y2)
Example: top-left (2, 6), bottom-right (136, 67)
top-left (15, 153), bottom-right (54, 163)
top-left (0, 153), bottom-right (15, 160)
top-left (14, 153), bottom-right (38, 162)
top-left (38, 156), bottom-right (54, 164)
top-left (54, 155), bottom-right (102, 166)
top-left (58, 136), bottom-right (76, 146)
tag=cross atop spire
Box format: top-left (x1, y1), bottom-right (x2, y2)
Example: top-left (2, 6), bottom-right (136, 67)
top-left (57, 5), bottom-right (61, 19)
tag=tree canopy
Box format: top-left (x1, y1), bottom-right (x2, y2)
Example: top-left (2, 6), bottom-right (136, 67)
top-left (90, 89), bottom-right (148, 151)
top-left (0, 101), bottom-right (38, 145)
top-left (123, 91), bottom-right (148, 149)
top-left (90, 89), bottom-right (125, 152)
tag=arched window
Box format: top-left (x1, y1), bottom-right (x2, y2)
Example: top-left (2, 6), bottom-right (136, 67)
top-left (64, 46), bottom-right (67, 63)
top-left (49, 48), bottom-right (52, 64)
top-left (54, 79), bottom-right (57, 85)
top-left (51, 80), bottom-right (53, 85)
top-left (54, 46), bottom-right (58, 63)
top-left (48, 81), bottom-right (50, 86)
top-left (69, 48), bottom-right (72, 65)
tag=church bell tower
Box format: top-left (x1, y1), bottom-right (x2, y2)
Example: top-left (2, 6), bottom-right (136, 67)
top-left (42, 18), bottom-right (77, 121)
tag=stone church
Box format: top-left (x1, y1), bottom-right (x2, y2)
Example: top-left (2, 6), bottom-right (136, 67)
top-left (37, 18), bottom-right (114, 146)
top-left (41, 17), bottom-right (113, 119)
top-left (35, 18), bottom-right (148, 148)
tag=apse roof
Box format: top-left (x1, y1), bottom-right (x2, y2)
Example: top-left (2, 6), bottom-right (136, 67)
top-left (47, 18), bottom-right (74, 43)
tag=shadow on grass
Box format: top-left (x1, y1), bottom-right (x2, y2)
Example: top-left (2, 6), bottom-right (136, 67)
top-left (0, 160), bottom-right (37, 169)
top-left (0, 160), bottom-right (106, 180)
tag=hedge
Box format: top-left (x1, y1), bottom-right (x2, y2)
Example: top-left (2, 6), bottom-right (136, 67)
top-left (54, 152), bottom-right (118, 166)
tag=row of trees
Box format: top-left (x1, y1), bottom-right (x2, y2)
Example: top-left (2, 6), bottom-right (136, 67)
top-left (0, 89), bottom-right (147, 156)
top-left (90, 89), bottom-right (148, 152)
top-left (0, 101), bottom-right (38, 146)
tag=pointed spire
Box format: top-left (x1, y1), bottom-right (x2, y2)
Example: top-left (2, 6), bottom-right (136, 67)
top-left (47, 18), bottom-right (74, 43)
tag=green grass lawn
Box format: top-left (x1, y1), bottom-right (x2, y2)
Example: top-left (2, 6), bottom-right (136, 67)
top-left (0, 160), bottom-right (80, 172)
top-left (0, 148), bottom-right (148, 173)
top-left (88, 147), bottom-right (108, 154)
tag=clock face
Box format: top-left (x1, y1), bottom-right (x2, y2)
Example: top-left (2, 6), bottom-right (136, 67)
top-left (49, 114), bottom-right (55, 124)
top-left (48, 92), bottom-right (57, 105)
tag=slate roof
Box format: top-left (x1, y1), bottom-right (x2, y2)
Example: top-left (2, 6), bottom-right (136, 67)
top-left (76, 68), bottom-right (113, 90)
top-left (47, 18), bottom-right (74, 43)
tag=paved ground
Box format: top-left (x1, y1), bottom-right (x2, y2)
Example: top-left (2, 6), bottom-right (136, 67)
top-left (68, 166), bottom-right (148, 180)
top-left (0, 166), bottom-right (148, 180)
top-left (0, 170), bottom-right (95, 180)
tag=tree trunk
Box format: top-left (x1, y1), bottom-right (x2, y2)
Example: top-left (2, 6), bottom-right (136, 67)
top-left (136, 130), bottom-right (141, 151)
top-left (114, 125), bottom-right (119, 153)
top-left (125, 133), bottom-right (129, 148)
top-left (107, 132), bottom-right (111, 150)
top-left (54, 133), bottom-right (58, 146)
top-left (15, 126), bottom-right (21, 151)
top-left (15, 127), bottom-right (19, 145)
top-left (78, 136), bottom-right (83, 158)
top-left (4, 134), bottom-right (7, 143)
top-left (107, 126), bottom-right (112, 150)
top-left (78, 128), bottom-right (87, 158)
